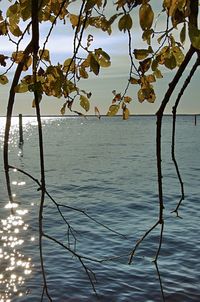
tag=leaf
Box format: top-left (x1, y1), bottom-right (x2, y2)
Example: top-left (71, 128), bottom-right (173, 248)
top-left (180, 23), bottom-right (186, 44)
top-left (80, 95), bottom-right (90, 112)
top-left (124, 96), bottom-right (132, 103)
top-left (118, 14), bottom-right (132, 32)
top-left (6, 3), bottom-right (19, 17)
top-left (138, 89), bottom-right (145, 103)
top-left (9, 24), bottom-right (22, 37)
top-left (23, 56), bottom-right (32, 71)
top-left (39, 49), bottom-right (50, 62)
top-left (151, 59), bottom-right (158, 71)
top-left (164, 54), bottom-right (177, 70)
top-left (60, 104), bottom-right (66, 115)
top-left (0, 75), bottom-right (8, 85)
top-left (14, 83), bottom-right (29, 93)
top-left (12, 51), bottom-right (24, 63)
top-left (123, 107), bottom-right (130, 120)
top-left (63, 58), bottom-right (75, 72)
top-left (130, 77), bottom-right (140, 85)
top-left (146, 74), bottom-right (156, 83)
top-left (79, 67), bottom-right (88, 79)
top-left (0, 21), bottom-right (7, 35)
top-left (107, 104), bottom-right (120, 116)
top-left (133, 49), bottom-right (150, 60)
top-left (0, 54), bottom-right (8, 67)
top-left (154, 69), bottom-right (163, 79)
top-left (188, 24), bottom-right (200, 50)
top-left (84, 0), bottom-right (98, 12)
top-left (139, 3), bottom-right (154, 31)
top-left (69, 14), bottom-right (79, 27)
top-left (95, 48), bottom-right (111, 67)
top-left (138, 87), bottom-right (156, 103)
top-left (90, 54), bottom-right (100, 75)
top-left (139, 58), bottom-right (151, 73)
top-left (172, 46), bottom-right (184, 66)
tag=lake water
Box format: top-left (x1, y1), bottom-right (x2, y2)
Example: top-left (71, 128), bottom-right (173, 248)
top-left (0, 115), bottom-right (200, 302)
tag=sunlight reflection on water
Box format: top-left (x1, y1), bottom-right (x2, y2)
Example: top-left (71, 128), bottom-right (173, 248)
top-left (0, 201), bottom-right (33, 302)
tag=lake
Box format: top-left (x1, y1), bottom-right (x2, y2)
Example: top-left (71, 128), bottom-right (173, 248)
top-left (0, 115), bottom-right (200, 301)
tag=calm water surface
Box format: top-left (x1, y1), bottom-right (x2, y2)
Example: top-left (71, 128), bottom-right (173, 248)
top-left (0, 116), bottom-right (199, 301)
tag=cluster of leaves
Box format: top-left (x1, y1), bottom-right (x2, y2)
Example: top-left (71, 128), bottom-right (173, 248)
top-left (107, 90), bottom-right (132, 119)
top-left (0, 0), bottom-right (200, 117)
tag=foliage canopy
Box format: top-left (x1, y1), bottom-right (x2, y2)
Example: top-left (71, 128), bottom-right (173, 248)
top-left (0, 0), bottom-right (199, 118)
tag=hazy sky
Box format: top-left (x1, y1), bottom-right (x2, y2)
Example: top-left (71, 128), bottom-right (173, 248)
top-left (0, 1), bottom-right (199, 116)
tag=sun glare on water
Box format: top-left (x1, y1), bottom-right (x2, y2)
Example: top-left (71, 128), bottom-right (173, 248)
top-left (0, 199), bottom-right (33, 301)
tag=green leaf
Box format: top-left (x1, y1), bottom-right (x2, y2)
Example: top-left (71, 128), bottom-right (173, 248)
top-left (80, 95), bottom-right (90, 112)
top-left (107, 104), bottom-right (120, 116)
top-left (118, 14), bottom-right (132, 32)
top-left (0, 75), bottom-right (8, 85)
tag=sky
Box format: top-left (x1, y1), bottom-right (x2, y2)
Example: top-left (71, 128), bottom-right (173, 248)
top-left (0, 1), bottom-right (199, 116)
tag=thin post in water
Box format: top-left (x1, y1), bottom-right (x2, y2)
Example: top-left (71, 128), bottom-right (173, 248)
top-left (194, 115), bottom-right (197, 126)
top-left (19, 114), bottom-right (24, 145)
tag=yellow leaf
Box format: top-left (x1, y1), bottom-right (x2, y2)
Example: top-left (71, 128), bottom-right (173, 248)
top-left (79, 67), bottom-right (88, 79)
top-left (39, 49), bottom-right (50, 62)
top-left (172, 46), bottom-right (184, 66)
top-left (118, 14), bottom-right (132, 32)
top-left (80, 95), bottom-right (90, 112)
top-left (130, 77), bottom-right (140, 85)
top-left (63, 58), bottom-right (75, 72)
top-left (164, 54), bottom-right (177, 70)
top-left (60, 105), bottom-right (66, 115)
top-left (133, 49), bottom-right (150, 60)
top-left (69, 14), bottom-right (79, 27)
top-left (12, 51), bottom-right (24, 63)
top-left (107, 104), bottom-right (120, 116)
top-left (9, 24), bottom-right (22, 37)
top-left (124, 96), bottom-right (132, 103)
top-left (139, 3), bottom-right (154, 31)
top-left (0, 75), bottom-right (9, 85)
top-left (146, 74), bottom-right (156, 83)
top-left (153, 69), bottom-right (163, 79)
top-left (90, 54), bottom-right (100, 75)
top-left (14, 83), bottom-right (29, 93)
top-left (123, 107), bottom-right (130, 120)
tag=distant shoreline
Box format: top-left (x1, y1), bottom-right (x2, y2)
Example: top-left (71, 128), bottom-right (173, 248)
top-left (0, 114), bottom-right (200, 118)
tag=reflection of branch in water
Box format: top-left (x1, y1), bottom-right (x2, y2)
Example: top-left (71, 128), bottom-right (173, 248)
top-left (171, 56), bottom-right (200, 217)
top-left (7, 164), bottom-right (127, 295)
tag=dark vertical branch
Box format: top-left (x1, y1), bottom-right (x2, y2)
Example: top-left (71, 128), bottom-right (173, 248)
top-left (31, 0), bottom-right (51, 300)
top-left (3, 42), bottom-right (32, 203)
top-left (172, 56), bottom-right (200, 216)
top-left (156, 45), bottom-right (195, 222)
